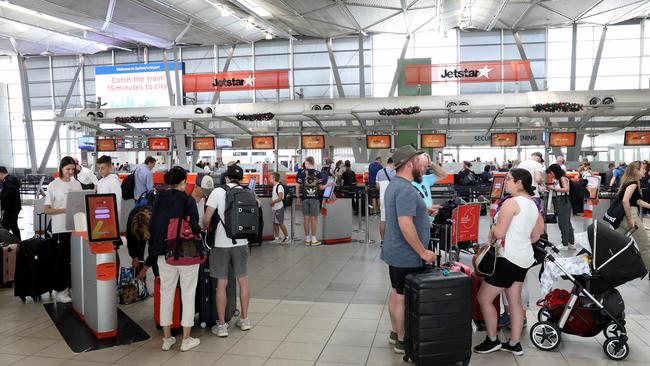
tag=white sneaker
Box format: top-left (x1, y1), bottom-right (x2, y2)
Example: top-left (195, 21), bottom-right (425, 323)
top-left (568, 244), bottom-right (576, 250)
top-left (212, 323), bottom-right (228, 337)
top-left (180, 337), bottom-right (200, 351)
top-left (56, 291), bottom-right (72, 304)
top-left (161, 336), bottom-right (176, 351)
top-left (304, 239), bottom-right (312, 246)
top-left (311, 239), bottom-right (322, 246)
top-left (236, 318), bottom-right (251, 331)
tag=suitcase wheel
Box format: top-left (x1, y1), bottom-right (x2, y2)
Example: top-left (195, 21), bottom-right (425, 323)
top-left (463, 358), bottom-right (470, 366)
top-left (20, 296), bottom-right (26, 303)
top-left (402, 355), bottom-right (409, 362)
top-left (200, 321), bottom-right (207, 329)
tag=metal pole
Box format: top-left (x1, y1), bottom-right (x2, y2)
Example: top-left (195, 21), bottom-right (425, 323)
top-left (388, 34), bottom-right (411, 97)
top-left (364, 184), bottom-right (373, 245)
top-left (17, 55), bottom-right (38, 173)
top-left (588, 26), bottom-right (607, 91)
top-left (162, 50), bottom-right (174, 106)
top-left (212, 45), bottom-right (236, 104)
top-left (290, 190), bottom-right (296, 244)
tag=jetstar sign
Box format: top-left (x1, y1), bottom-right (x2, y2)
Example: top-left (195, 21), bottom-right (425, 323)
top-left (405, 61), bottom-right (531, 84)
top-left (183, 70), bottom-right (289, 92)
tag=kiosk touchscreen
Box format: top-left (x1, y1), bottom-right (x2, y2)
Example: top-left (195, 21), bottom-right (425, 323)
top-left (248, 177), bottom-right (256, 191)
top-left (490, 176), bottom-right (506, 200)
top-left (85, 194), bottom-right (120, 242)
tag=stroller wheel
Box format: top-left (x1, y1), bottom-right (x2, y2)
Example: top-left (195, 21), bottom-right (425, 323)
top-left (530, 321), bottom-right (562, 351)
top-left (603, 322), bottom-right (625, 339)
top-left (603, 338), bottom-right (629, 360)
top-left (538, 309), bottom-right (553, 322)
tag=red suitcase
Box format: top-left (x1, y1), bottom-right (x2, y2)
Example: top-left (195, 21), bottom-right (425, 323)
top-left (1, 244), bottom-right (17, 286)
top-left (154, 276), bottom-right (182, 331)
top-left (471, 272), bottom-right (501, 330)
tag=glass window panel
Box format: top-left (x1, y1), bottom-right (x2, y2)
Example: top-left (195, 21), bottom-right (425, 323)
top-left (595, 75), bottom-right (640, 89)
top-left (13, 154), bottom-right (27, 169)
top-left (53, 66), bottom-right (82, 80)
top-left (372, 49), bottom-right (401, 67)
top-left (27, 68), bottom-right (51, 83)
top-left (294, 39), bottom-right (328, 53)
top-left (334, 51), bottom-right (360, 67)
top-left (548, 28), bottom-right (572, 42)
top-left (643, 57), bottom-right (650, 74)
top-left (301, 85), bottom-right (330, 98)
top-left (529, 60), bottom-right (546, 78)
top-left (548, 42), bottom-right (572, 60)
top-left (84, 66), bottom-right (96, 79)
top-left (547, 77), bottom-right (570, 91)
top-left (26, 57), bottom-right (50, 69)
top-left (255, 39), bottom-right (289, 55)
top-left (459, 45), bottom-right (500, 61)
top-left (52, 81), bottom-right (80, 97)
top-left (503, 29), bottom-right (546, 44)
top-left (503, 81), bottom-right (532, 93)
top-left (33, 124), bottom-right (55, 139)
top-left (218, 90), bottom-right (253, 103)
top-left (11, 125), bottom-right (25, 140)
top-left (503, 43), bottom-right (546, 60)
top-left (459, 82), bottom-right (501, 94)
top-left (338, 68), bottom-right (360, 84)
top-left (373, 82), bottom-right (390, 97)
top-left (576, 40), bottom-right (595, 59)
top-left (293, 53), bottom-right (330, 68)
top-left (148, 49), bottom-right (165, 62)
top-left (459, 31), bottom-right (501, 46)
top-left (607, 24), bottom-right (641, 40)
top-left (374, 33), bottom-right (412, 49)
top-left (181, 46), bottom-right (213, 59)
top-left (85, 52), bottom-right (113, 66)
top-left (599, 58), bottom-right (640, 76)
top-left (645, 39), bottom-right (650, 56)
top-left (255, 54), bottom-right (289, 70)
top-left (294, 69), bottom-right (330, 85)
top-left (114, 50), bottom-right (138, 64)
top-left (333, 37), bottom-right (362, 51)
top-left (576, 26), bottom-right (595, 42)
top-left (221, 57), bottom-right (252, 71)
top-left (30, 97), bottom-right (52, 110)
top-left (54, 95), bottom-right (82, 109)
top-left (602, 39), bottom-right (641, 58)
top-left (372, 65), bottom-right (395, 84)
top-left (184, 58), bottom-right (214, 73)
top-left (28, 83), bottom-right (52, 98)
top-left (255, 89), bottom-right (290, 101)
top-left (431, 83), bottom-right (457, 95)
top-left (219, 44), bottom-right (251, 57)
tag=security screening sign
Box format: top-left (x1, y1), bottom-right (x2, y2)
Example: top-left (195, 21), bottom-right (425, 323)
top-left (183, 70), bottom-right (289, 92)
top-left (405, 61), bottom-right (531, 84)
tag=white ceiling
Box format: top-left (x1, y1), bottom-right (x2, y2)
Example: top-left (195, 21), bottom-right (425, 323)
top-left (0, 0), bottom-right (648, 56)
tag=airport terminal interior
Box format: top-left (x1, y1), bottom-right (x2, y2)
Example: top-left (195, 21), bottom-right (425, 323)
top-left (2, 0), bottom-right (650, 365)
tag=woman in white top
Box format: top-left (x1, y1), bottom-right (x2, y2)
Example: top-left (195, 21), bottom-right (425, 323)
top-left (474, 168), bottom-right (544, 356)
top-left (44, 156), bottom-right (82, 303)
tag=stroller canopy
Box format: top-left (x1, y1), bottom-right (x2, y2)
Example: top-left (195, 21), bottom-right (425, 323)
top-left (587, 221), bottom-right (647, 291)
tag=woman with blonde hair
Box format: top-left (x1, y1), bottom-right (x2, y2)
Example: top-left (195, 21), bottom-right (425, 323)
top-left (616, 161), bottom-right (650, 273)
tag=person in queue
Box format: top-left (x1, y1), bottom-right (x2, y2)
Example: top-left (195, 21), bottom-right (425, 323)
top-left (412, 153), bottom-right (447, 223)
top-left (368, 156), bottom-right (383, 214)
top-left (546, 164), bottom-right (575, 250)
top-left (610, 162), bottom-right (626, 188)
top-left (473, 169), bottom-right (544, 356)
top-left (270, 172), bottom-right (289, 245)
top-left (96, 155), bottom-right (124, 278)
top-left (43, 156), bottom-right (82, 303)
top-left (203, 163), bottom-right (252, 337)
top-left (0, 166), bottom-right (22, 240)
top-left (381, 145), bottom-right (437, 354)
top-left (517, 152), bottom-right (545, 202)
top-left (333, 160), bottom-right (344, 185)
top-left (555, 155), bottom-right (567, 171)
top-left (297, 156), bottom-right (331, 246)
top-left (616, 161), bottom-right (650, 274)
top-left (73, 158), bottom-right (98, 190)
top-left (480, 165), bottom-right (493, 183)
top-left (376, 157), bottom-right (396, 245)
top-left (341, 160), bottom-right (358, 214)
top-left (457, 161), bottom-right (475, 185)
top-left (150, 166), bottom-right (201, 352)
top-left (134, 156), bottom-right (156, 200)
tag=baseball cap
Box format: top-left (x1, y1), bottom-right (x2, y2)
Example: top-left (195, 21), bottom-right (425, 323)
top-left (532, 152), bottom-right (544, 163)
top-left (225, 164), bottom-right (244, 180)
top-left (196, 174), bottom-right (214, 193)
top-left (391, 145), bottom-right (425, 169)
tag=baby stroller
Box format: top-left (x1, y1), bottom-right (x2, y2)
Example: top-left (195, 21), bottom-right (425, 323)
top-left (529, 220), bottom-right (647, 360)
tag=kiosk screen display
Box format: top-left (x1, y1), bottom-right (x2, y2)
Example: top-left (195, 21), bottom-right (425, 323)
top-left (490, 176), bottom-right (506, 199)
top-left (85, 194), bottom-right (120, 242)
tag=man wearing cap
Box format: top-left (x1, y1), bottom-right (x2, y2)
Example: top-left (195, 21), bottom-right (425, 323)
top-left (381, 145), bottom-right (437, 354)
top-left (517, 152), bottom-right (546, 199)
top-left (203, 163), bottom-right (252, 338)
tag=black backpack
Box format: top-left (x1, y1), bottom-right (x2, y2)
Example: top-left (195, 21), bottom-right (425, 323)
top-left (276, 183), bottom-right (293, 207)
top-left (460, 172), bottom-right (477, 186)
top-left (209, 185), bottom-right (259, 245)
top-left (121, 168), bottom-right (137, 200)
top-left (302, 169), bottom-right (320, 199)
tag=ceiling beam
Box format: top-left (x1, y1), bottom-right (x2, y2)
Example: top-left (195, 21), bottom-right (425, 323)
top-left (304, 114), bottom-right (328, 133)
top-left (486, 0), bottom-right (510, 31)
top-left (575, 0), bottom-right (606, 21)
top-left (101, 0), bottom-right (117, 31)
top-left (536, 3), bottom-right (572, 22)
top-left (184, 119), bottom-right (221, 136)
top-left (174, 18), bottom-right (194, 44)
top-left (511, 0), bottom-right (539, 29)
top-left (335, 0), bottom-right (364, 33)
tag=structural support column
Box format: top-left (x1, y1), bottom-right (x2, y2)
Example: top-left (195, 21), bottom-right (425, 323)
top-left (588, 26), bottom-right (607, 90)
top-left (212, 45), bottom-right (236, 104)
top-left (17, 55), bottom-right (39, 173)
top-left (512, 30), bottom-right (538, 91)
top-left (162, 50), bottom-right (175, 106)
top-left (567, 22), bottom-right (581, 162)
top-left (38, 55), bottom-right (85, 173)
top-left (388, 34), bottom-right (411, 97)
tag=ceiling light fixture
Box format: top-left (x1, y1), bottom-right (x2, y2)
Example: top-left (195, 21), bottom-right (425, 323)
top-left (236, 0), bottom-right (272, 18)
top-left (245, 21), bottom-right (254, 30)
top-left (265, 32), bottom-right (273, 40)
top-left (0, 1), bottom-right (92, 31)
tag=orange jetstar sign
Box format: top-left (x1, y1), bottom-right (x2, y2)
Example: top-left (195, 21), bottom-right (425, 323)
top-left (183, 70), bottom-right (289, 92)
top-left (405, 61), bottom-right (531, 84)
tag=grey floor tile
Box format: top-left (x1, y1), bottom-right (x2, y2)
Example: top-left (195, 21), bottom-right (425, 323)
top-left (318, 344), bottom-right (370, 365)
top-left (328, 330), bottom-right (376, 347)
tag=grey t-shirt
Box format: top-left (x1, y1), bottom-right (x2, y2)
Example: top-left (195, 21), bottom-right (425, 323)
top-left (381, 175), bottom-right (430, 268)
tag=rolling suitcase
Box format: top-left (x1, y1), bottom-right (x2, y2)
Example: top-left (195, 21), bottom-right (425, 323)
top-left (1, 244), bottom-right (17, 286)
top-left (403, 269), bottom-right (472, 366)
top-left (153, 276), bottom-right (181, 331)
top-left (196, 260), bottom-right (239, 328)
top-left (471, 272), bottom-right (501, 331)
top-left (14, 236), bottom-right (56, 301)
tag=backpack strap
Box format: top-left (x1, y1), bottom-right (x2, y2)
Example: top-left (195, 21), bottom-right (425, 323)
top-left (383, 168), bottom-right (391, 182)
top-left (214, 185), bottom-right (238, 245)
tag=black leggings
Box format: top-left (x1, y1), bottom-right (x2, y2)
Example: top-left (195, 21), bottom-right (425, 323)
top-left (1, 211), bottom-right (21, 241)
top-left (53, 232), bottom-right (72, 292)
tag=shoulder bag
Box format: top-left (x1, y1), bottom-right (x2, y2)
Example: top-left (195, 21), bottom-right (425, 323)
top-left (472, 240), bottom-right (498, 276)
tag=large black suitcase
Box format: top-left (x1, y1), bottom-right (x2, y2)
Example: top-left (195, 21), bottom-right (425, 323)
top-left (14, 237), bottom-right (56, 301)
top-left (196, 259), bottom-right (239, 328)
top-left (403, 269), bottom-right (472, 366)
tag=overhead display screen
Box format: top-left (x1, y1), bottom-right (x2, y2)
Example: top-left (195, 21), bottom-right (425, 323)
top-left (367, 135), bottom-right (391, 149)
top-left (624, 131), bottom-right (650, 146)
top-left (301, 135), bottom-right (325, 149)
top-left (96, 139), bottom-right (117, 152)
top-left (193, 137), bottom-right (215, 151)
top-left (420, 134), bottom-right (447, 148)
top-left (251, 136), bottom-right (275, 150)
top-left (85, 194), bottom-right (120, 243)
top-left (491, 133), bottom-right (517, 147)
top-left (78, 136), bottom-right (96, 150)
top-left (148, 137), bottom-right (170, 151)
top-left (549, 132), bottom-right (576, 147)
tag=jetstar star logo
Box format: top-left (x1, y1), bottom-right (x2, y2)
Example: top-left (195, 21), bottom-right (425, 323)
top-left (440, 65), bottom-right (492, 79)
top-left (212, 74), bottom-right (255, 87)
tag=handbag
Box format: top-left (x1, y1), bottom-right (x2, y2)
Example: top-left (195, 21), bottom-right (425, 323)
top-left (603, 196), bottom-right (625, 229)
top-left (472, 241), bottom-right (498, 276)
top-left (165, 197), bottom-right (207, 266)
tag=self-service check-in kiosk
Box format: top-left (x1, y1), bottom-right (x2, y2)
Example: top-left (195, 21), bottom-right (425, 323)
top-left (317, 185), bottom-right (353, 244)
top-left (70, 193), bottom-right (119, 339)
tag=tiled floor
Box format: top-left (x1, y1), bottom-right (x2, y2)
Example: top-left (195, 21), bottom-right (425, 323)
top-left (2, 206), bottom-right (650, 365)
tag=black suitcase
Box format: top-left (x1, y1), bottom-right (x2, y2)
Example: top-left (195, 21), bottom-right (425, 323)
top-left (14, 237), bottom-right (56, 301)
top-left (403, 269), bottom-right (472, 366)
top-left (196, 259), bottom-right (239, 328)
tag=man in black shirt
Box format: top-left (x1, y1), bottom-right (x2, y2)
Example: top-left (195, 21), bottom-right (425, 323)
top-left (0, 167), bottom-right (22, 240)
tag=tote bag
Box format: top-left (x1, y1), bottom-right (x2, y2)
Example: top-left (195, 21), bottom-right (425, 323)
top-left (472, 241), bottom-right (498, 276)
